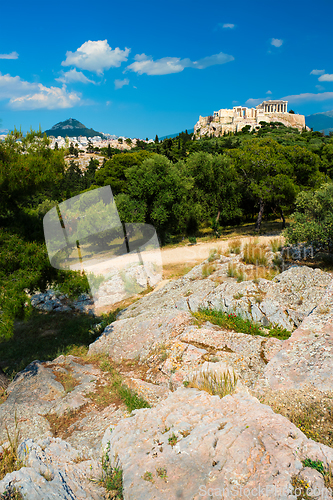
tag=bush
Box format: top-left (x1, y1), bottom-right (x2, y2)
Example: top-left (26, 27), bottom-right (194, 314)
top-left (284, 183), bottom-right (333, 252)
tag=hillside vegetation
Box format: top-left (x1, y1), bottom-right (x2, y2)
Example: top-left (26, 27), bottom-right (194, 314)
top-left (0, 124), bottom-right (333, 346)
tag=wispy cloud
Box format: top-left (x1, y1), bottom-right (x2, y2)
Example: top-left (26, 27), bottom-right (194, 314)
top-left (245, 97), bottom-right (265, 107)
top-left (282, 91), bottom-right (333, 103)
top-left (0, 51), bottom-right (19, 60)
top-left (266, 90), bottom-right (272, 94)
top-left (215, 23), bottom-right (235, 30)
top-left (56, 68), bottom-right (96, 84)
top-left (62, 40), bottom-right (130, 75)
top-left (0, 72), bottom-right (81, 110)
top-left (125, 52), bottom-right (234, 76)
top-left (318, 74), bottom-right (333, 82)
top-left (114, 78), bottom-right (129, 89)
top-left (310, 69), bottom-right (325, 75)
top-left (271, 38), bottom-right (283, 47)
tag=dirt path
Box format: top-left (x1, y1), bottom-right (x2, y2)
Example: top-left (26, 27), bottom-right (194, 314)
top-left (160, 234), bottom-right (284, 266)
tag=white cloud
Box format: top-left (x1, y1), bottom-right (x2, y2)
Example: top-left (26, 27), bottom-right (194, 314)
top-left (245, 97), bottom-right (265, 107)
top-left (62, 40), bottom-right (130, 75)
top-left (318, 74), bottom-right (333, 82)
top-left (266, 90), bottom-right (272, 94)
top-left (282, 92), bottom-right (333, 103)
top-left (310, 69), bottom-right (325, 75)
top-left (0, 51), bottom-right (19, 59)
top-left (271, 38), bottom-right (283, 47)
top-left (114, 78), bottom-right (129, 89)
top-left (9, 85), bottom-right (81, 110)
top-left (125, 52), bottom-right (234, 76)
top-left (222, 23), bottom-right (235, 29)
top-left (0, 72), bottom-right (81, 110)
top-left (56, 68), bottom-right (96, 84)
top-left (316, 84), bottom-right (325, 91)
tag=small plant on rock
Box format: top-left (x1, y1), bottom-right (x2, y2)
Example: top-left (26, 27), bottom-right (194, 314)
top-left (168, 433), bottom-right (178, 448)
top-left (99, 444), bottom-right (123, 498)
top-left (142, 471), bottom-right (154, 483)
top-left (156, 467), bottom-right (168, 480)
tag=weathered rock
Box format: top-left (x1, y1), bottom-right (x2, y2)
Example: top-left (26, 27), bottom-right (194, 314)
top-left (117, 260), bottom-right (332, 333)
top-left (102, 387), bottom-right (333, 500)
top-left (0, 357), bottom-right (127, 459)
top-left (262, 278), bottom-right (333, 392)
top-left (0, 437), bottom-right (104, 499)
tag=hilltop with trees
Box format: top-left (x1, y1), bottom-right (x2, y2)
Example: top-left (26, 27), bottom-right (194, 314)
top-left (0, 122), bottom-right (333, 342)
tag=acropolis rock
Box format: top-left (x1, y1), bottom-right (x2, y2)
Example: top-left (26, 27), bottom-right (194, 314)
top-left (194, 100), bottom-right (308, 137)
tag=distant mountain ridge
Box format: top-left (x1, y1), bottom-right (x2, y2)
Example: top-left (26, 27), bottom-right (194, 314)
top-left (160, 128), bottom-right (194, 140)
top-left (305, 110), bottom-right (333, 135)
top-left (44, 118), bottom-right (104, 138)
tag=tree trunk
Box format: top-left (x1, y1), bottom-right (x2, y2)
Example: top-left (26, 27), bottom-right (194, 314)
top-left (216, 210), bottom-right (221, 223)
top-left (280, 207), bottom-right (286, 229)
top-left (255, 199), bottom-right (265, 231)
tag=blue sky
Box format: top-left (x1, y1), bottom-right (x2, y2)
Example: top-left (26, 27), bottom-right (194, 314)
top-left (0, 0), bottom-right (332, 138)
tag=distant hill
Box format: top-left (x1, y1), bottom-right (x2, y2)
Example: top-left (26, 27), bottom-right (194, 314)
top-left (305, 111), bottom-right (333, 135)
top-left (159, 128), bottom-right (194, 140)
top-left (44, 118), bottom-right (104, 138)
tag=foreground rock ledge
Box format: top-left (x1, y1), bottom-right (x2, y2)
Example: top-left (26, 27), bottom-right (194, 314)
top-left (102, 387), bottom-right (333, 500)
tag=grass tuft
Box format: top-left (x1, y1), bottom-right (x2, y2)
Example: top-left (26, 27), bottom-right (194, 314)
top-left (185, 368), bottom-right (238, 399)
top-left (242, 240), bottom-right (268, 266)
top-left (0, 413), bottom-right (24, 481)
top-left (228, 239), bottom-right (241, 254)
top-left (202, 263), bottom-right (216, 278)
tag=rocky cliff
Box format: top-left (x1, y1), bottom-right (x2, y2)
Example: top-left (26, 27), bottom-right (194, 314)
top-left (1, 246), bottom-right (333, 499)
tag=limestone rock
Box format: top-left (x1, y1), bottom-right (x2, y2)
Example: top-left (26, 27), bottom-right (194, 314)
top-left (262, 278), bottom-right (333, 392)
top-left (103, 387), bottom-right (333, 500)
top-left (0, 437), bottom-right (104, 499)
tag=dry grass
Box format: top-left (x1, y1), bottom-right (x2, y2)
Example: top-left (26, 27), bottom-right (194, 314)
top-left (208, 247), bottom-right (222, 262)
top-left (227, 238), bottom-right (242, 254)
top-left (202, 263), bottom-right (216, 278)
top-left (270, 237), bottom-right (284, 253)
top-left (185, 368), bottom-right (238, 399)
top-left (227, 263), bottom-right (246, 282)
top-left (162, 262), bottom-right (198, 280)
top-left (0, 413), bottom-right (24, 481)
top-left (242, 239), bottom-right (268, 266)
top-left (258, 390), bottom-right (333, 448)
top-left (44, 405), bottom-right (90, 439)
top-left (53, 368), bottom-right (79, 394)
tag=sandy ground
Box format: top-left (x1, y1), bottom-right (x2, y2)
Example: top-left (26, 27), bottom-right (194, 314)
top-left (89, 233), bottom-right (284, 313)
top-left (159, 234), bottom-right (283, 267)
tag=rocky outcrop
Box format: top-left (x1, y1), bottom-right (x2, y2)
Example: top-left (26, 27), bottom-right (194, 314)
top-left (2, 248), bottom-right (333, 499)
top-left (102, 387), bottom-right (333, 500)
top-left (0, 437), bottom-right (104, 499)
top-left (262, 277), bottom-right (333, 391)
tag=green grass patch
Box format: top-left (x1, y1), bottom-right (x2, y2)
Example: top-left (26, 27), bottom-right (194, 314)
top-left (192, 308), bottom-right (291, 340)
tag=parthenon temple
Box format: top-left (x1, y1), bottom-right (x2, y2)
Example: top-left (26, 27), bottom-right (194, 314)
top-left (194, 100), bottom-right (308, 137)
